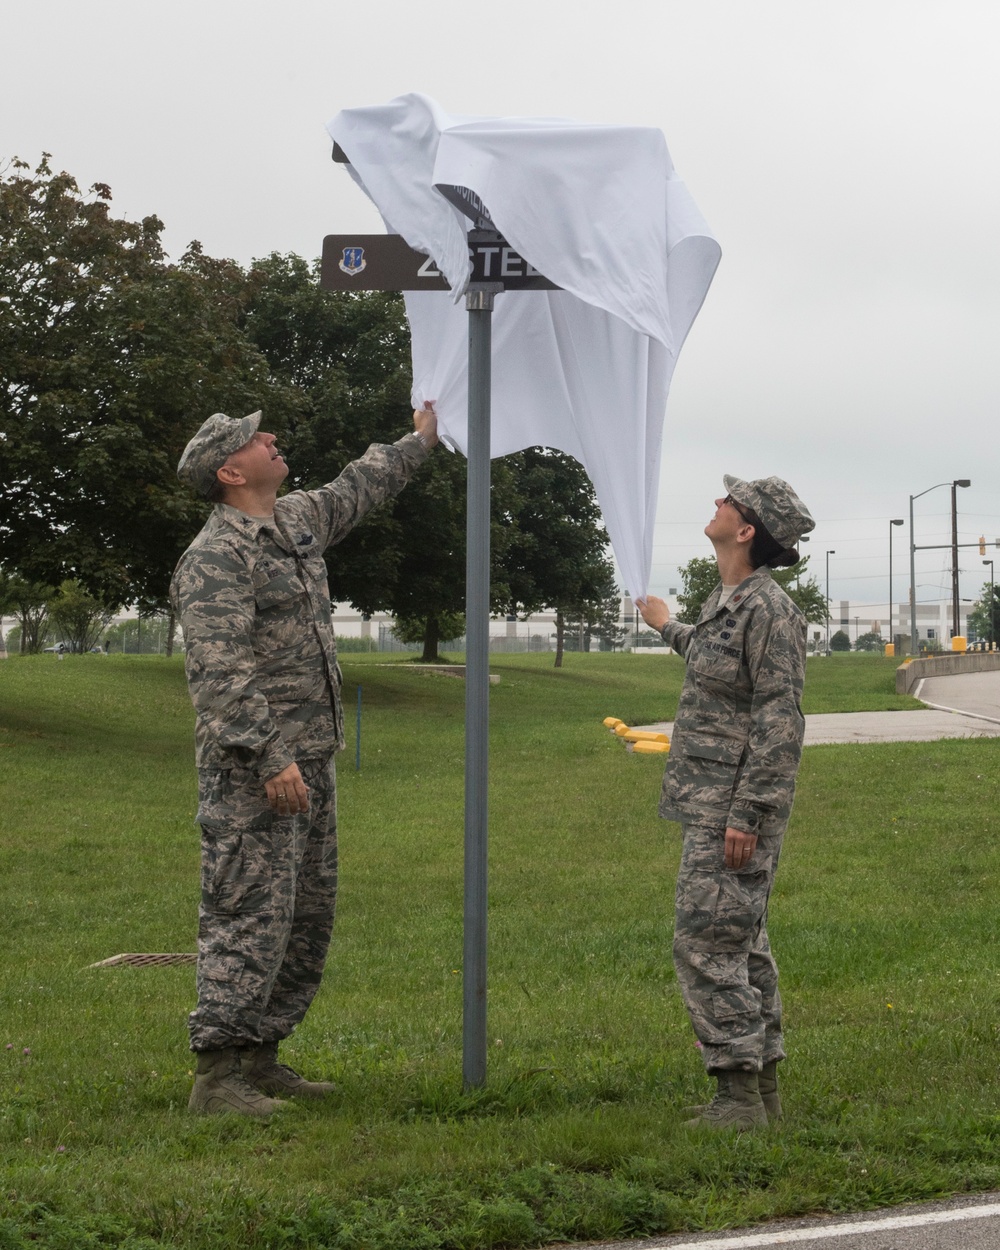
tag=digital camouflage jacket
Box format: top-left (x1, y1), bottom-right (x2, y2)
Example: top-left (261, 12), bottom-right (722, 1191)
top-left (171, 434), bottom-right (428, 780)
top-left (659, 566), bottom-right (807, 836)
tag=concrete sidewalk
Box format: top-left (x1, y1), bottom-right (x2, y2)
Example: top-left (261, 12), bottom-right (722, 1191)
top-left (643, 708), bottom-right (1000, 745)
top-left (642, 668), bottom-right (1000, 745)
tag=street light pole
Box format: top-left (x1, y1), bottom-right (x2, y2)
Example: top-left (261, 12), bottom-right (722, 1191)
top-left (825, 550), bottom-right (835, 653)
top-left (985, 559), bottom-right (995, 649)
top-left (951, 480), bottom-right (971, 639)
top-left (889, 518), bottom-right (903, 644)
top-left (908, 479), bottom-right (970, 656)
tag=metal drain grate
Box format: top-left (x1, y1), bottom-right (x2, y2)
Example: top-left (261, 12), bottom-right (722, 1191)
top-left (90, 953), bottom-right (198, 968)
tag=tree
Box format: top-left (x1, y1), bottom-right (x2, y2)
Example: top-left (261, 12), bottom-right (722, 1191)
top-left (104, 612), bottom-right (173, 654)
top-left (392, 610), bottom-right (466, 660)
top-left (0, 158), bottom-right (290, 608)
top-left (968, 582), bottom-right (1000, 646)
top-left (502, 447), bottom-right (617, 667)
top-left (48, 579), bottom-right (114, 652)
top-left (676, 556), bottom-right (718, 624)
top-left (854, 631), bottom-right (883, 652)
top-left (563, 566), bottom-right (628, 652)
top-left (773, 558), bottom-right (828, 624)
top-left (0, 574), bottom-right (53, 653)
top-left (830, 629), bottom-right (851, 652)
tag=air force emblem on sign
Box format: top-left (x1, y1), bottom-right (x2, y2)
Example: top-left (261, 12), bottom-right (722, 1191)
top-left (338, 246), bottom-right (367, 276)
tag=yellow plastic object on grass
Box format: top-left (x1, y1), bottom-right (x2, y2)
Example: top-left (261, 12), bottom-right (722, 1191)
top-left (623, 729), bottom-right (669, 744)
top-left (630, 740), bottom-right (670, 754)
top-left (603, 717), bottom-right (624, 728)
top-left (614, 722), bottom-right (633, 737)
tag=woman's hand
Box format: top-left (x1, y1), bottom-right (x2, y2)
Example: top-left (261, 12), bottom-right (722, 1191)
top-left (636, 595), bottom-right (670, 633)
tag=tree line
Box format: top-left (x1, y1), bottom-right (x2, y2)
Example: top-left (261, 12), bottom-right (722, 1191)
top-left (674, 555), bottom-right (829, 627)
top-left (0, 157), bottom-right (622, 662)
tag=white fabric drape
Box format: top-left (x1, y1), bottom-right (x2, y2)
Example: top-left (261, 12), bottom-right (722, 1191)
top-left (327, 93), bottom-right (720, 598)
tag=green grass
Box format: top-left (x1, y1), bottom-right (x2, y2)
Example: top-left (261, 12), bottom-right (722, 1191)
top-left (1, 651), bottom-right (995, 1250)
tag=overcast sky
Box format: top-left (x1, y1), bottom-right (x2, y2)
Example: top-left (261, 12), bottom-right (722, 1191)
top-left (4, 0), bottom-right (998, 617)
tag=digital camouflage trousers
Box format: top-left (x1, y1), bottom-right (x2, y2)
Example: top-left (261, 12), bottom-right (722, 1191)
top-left (673, 823), bottom-right (786, 1073)
top-left (188, 755), bottom-right (337, 1052)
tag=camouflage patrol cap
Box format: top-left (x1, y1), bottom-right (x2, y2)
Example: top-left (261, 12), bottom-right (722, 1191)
top-left (723, 474), bottom-right (815, 549)
top-left (177, 411), bottom-right (262, 496)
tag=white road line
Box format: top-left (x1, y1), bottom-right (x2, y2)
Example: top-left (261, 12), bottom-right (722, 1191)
top-left (641, 1201), bottom-right (1000, 1249)
top-left (914, 698), bottom-right (1000, 726)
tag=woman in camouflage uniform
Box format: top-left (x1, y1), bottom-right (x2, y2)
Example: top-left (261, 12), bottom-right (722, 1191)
top-left (638, 475), bottom-right (814, 1131)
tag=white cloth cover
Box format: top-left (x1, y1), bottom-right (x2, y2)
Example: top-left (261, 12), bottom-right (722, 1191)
top-left (327, 93), bottom-right (720, 598)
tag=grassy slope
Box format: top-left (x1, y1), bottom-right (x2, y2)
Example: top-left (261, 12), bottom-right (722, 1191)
top-left (2, 652), bottom-right (999, 1249)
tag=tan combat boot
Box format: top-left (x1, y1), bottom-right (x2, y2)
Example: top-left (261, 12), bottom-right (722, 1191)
top-left (188, 1046), bottom-right (288, 1117)
top-left (758, 1060), bottom-right (782, 1121)
top-left (241, 1041), bottom-right (336, 1099)
top-left (684, 1069), bottom-right (767, 1131)
top-left (685, 1061), bottom-right (783, 1123)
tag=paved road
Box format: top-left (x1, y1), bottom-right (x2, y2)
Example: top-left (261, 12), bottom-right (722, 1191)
top-left (563, 1193), bottom-right (1000, 1250)
top-left (915, 668), bottom-right (1000, 723)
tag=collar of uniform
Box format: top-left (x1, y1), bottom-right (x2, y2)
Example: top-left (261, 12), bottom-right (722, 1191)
top-left (697, 567), bottom-right (773, 624)
top-left (725, 566), bottom-right (774, 609)
top-left (215, 502), bottom-right (289, 548)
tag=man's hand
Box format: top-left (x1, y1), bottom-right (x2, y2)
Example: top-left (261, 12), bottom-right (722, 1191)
top-left (413, 402), bottom-right (439, 448)
top-left (264, 762), bottom-right (310, 816)
top-left (724, 827), bottom-right (758, 869)
top-left (636, 595), bottom-right (670, 633)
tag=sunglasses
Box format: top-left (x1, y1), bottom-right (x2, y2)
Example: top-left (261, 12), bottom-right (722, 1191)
top-left (723, 493), bottom-right (754, 525)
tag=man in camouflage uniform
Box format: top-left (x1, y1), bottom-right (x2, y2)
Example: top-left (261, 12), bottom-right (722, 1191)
top-left (638, 474), bottom-right (814, 1131)
top-left (172, 405), bottom-right (437, 1116)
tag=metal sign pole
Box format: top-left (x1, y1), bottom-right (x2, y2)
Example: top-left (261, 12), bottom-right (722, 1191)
top-left (462, 283), bottom-right (497, 1090)
top-left (320, 194), bottom-right (556, 1089)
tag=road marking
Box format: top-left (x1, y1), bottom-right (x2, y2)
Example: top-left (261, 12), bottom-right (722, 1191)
top-left (640, 1200), bottom-right (1000, 1248)
top-left (915, 690), bottom-right (1000, 730)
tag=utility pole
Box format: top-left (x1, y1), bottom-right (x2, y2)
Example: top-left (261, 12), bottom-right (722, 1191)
top-left (951, 481), bottom-right (961, 639)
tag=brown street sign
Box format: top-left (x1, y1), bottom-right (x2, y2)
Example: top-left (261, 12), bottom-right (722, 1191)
top-left (467, 238), bottom-right (557, 289)
top-left (320, 234), bottom-right (558, 292)
top-left (321, 235), bottom-right (448, 291)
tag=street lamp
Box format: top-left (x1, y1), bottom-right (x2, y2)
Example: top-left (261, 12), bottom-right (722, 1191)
top-left (984, 559), bottom-right (995, 649)
top-left (908, 479), bottom-right (970, 655)
top-left (825, 550), bottom-right (835, 654)
top-left (888, 518), bottom-right (903, 642)
top-left (951, 479), bottom-right (972, 639)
